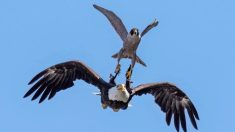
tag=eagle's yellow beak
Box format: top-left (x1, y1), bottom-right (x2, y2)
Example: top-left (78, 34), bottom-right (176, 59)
top-left (118, 84), bottom-right (125, 92)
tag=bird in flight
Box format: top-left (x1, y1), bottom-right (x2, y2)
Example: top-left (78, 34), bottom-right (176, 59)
top-left (24, 60), bottom-right (199, 132)
top-left (93, 4), bottom-right (158, 74)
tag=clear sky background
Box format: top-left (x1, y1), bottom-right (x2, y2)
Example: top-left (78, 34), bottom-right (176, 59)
top-left (0, 0), bottom-right (234, 132)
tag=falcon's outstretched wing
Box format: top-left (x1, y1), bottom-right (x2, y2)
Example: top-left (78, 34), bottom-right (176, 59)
top-left (131, 82), bottom-right (199, 132)
top-left (24, 61), bottom-right (112, 103)
top-left (141, 19), bottom-right (158, 37)
top-left (93, 4), bottom-right (128, 42)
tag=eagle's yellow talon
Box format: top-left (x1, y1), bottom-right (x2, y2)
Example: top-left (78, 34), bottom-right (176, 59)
top-left (102, 103), bottom-right (108, 109)
top-left (112, 108), bottom-right (120, 112)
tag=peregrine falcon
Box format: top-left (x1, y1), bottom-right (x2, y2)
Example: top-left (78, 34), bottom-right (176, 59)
top-left (93, 4), bottom-right (158, 73)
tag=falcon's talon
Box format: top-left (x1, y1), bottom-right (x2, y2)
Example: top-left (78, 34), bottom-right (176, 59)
top-left (109, 74), bottom-right (114, 79)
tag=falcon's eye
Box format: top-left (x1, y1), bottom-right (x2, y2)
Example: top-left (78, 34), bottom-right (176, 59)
top-left (130, 29), bottom-right (134, 35)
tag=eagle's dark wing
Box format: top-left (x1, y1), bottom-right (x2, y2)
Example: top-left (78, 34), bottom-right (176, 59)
top-left (24, 61), bottom-right (112, 103)
top-left (141, 19), bottom-right (158, 37)
top-left (93, 4), bottom-right (128, 42)
top-left (131, 82), bottom-right (199, 132)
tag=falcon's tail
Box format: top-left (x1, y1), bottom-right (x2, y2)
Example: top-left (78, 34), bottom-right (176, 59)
top-left (136, 55), bottom-right (147, 67)
top-left (112, 52), bottom-right (147, 67)
top-left (111, 52), bottom-right (119, 58)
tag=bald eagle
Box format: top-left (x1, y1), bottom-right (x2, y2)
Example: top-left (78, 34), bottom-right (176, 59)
top-left (24, 60), bottom-right (199, 132)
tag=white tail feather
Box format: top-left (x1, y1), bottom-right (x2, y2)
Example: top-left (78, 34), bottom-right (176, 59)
top-left (92, 92), bottom-right (101, 95)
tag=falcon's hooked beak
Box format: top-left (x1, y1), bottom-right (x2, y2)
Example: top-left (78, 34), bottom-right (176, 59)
top-left (117, 84), bottom-right (126, 92)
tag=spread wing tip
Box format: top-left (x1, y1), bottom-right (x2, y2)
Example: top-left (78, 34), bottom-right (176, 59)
top-left (93, 4), bottom-right (97, 8)
top-left (153, 19), bottom-right (159, 27)
top-left (93, 4), bottom-right (101, 10)
top-left (23, 93), bottom-right (29, 98)
top-left (28, 69), bottom-right (48, 85)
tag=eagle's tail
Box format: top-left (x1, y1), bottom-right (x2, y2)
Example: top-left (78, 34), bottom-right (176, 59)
top-left (92, 92), bottom-right (101, 96)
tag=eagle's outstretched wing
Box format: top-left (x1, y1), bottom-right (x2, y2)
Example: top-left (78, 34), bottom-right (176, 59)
top-left (131, 82), bottom-right (199, 132)
top-left (93, 4), bottom-right (128, 42)
top-left (141, 19), bottom-right (158, 37)
top-left (24, 61), bottom-right (112, 103)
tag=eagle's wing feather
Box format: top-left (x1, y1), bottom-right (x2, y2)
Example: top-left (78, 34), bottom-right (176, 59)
top-left (93, 4), bottom-right (128, 42)
top-left (141, 19), bottom-right (158, 37)
top-left (24, 61), bottom-right (112, 103)
top-left (131, 82), bottom-right (199, 132)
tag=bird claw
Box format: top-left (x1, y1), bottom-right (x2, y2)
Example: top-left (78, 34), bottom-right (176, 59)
top-left (102, 103), bottom-right (108, 109)
top-left (112, 108), bottom-right (120, 112)
top-left (109, 74), bottom-right (114, 79)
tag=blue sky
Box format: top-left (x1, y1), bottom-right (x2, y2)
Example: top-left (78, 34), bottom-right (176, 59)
top-left (0, 0), bottom-right (234, 132)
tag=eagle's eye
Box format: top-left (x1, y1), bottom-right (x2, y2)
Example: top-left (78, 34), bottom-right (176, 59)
top-left (117, 84), bottom-right (125, 92)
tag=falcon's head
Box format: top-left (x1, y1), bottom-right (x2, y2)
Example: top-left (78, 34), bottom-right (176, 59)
top-left (130, 28), bottom-right (139, 36)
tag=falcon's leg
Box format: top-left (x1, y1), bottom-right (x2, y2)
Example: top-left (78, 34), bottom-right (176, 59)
top-left (114, 48), bottom-right (125, 74)
top-left (131, 54), bottom-right (136, 70)
top-left (125, 65), bottom-right (133, 93)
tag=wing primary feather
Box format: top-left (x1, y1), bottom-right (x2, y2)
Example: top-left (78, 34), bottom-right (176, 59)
top-left (166, 109), bottom-right (172, 126)
top-left (186, 104), bottom-right (198, 129)
top-left (141, 19), bottom-right (158, 37)
top-left (31, 82), bottom-right (48, 101)
top-left (48, 74), bottom-right (64, 99)
top-left (38, 74), bottom-right (59, 103)
top-left (131, 82), bottom-right (199, 132)
top-left (26, 60), bottom-right (112, 102)
top-left (189, 101), bottom-right (200, 120)
top-left (39, 85), bottom-right (53, 103)
top-left (24, 75), bottom-right (49, 98)
top-left (28, 69), bottom-right (48, 85)
top-left (179, 104), bottom-right (187, 132)
top-left (93, 4), bottom-right (128, 41)
top-left (174, 110), bottom-right (180, 132)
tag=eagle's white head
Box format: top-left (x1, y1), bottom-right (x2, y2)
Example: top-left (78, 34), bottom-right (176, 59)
top-left (108, 84), bottom-right (130, 103)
